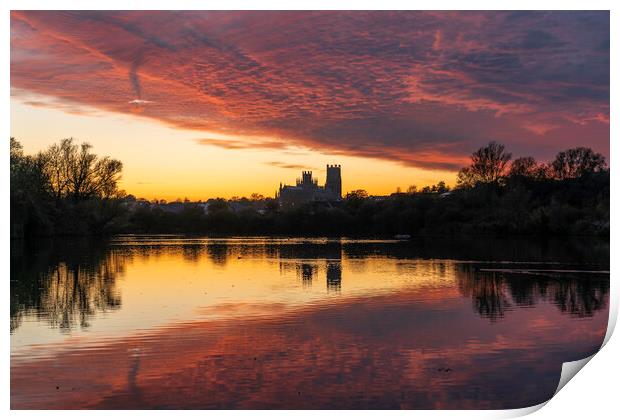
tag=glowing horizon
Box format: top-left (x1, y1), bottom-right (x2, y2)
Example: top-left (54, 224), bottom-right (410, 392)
top-left (11, 95), bottom-right (458, 200)
top-left (10, 11), bottom-right (609, 200)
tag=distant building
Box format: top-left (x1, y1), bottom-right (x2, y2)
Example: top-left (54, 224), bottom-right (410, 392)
top-left (277, 165), bottom-right (342, 207)
top-left (325, 164), bottom-right (342, 198)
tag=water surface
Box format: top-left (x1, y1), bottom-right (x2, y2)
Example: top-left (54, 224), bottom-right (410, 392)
top-left (11, 236), bottom-right (610, 409)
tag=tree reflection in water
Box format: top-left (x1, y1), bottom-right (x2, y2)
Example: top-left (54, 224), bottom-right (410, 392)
top-left (11, 236), bottom-right (609, 333)
top-left (10, 236), bottom-right (611, 409)
top-left (10, 239), bottom-right (126, 332)
top-left (456, 266), bottom-right (609, 321)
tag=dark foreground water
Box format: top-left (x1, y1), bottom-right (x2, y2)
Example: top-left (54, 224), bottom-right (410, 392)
top-left (11, 236), bottom-right (609, 409)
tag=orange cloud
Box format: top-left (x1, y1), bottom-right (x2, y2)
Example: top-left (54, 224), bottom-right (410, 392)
top-left (11, 11), bottom-right (609, 168)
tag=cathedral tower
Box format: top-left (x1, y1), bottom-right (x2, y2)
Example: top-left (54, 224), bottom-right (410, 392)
top-left (325, 164), bottom-right (342, 198)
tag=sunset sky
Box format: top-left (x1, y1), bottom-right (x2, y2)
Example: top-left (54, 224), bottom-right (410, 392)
top-left (10, 11), bottom-right (609, 200)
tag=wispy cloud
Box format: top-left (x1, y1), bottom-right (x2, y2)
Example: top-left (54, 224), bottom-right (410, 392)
top-left (11, 11), bottom-right (609, 168)
top-left (196, 137), bottom-right (288, 150)
top-left (264, 161), bottom-right (316, 170)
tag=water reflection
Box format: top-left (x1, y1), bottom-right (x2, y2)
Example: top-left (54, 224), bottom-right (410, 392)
top-left (206, 243), bottom-right (229, 266)
top-left (326, 262), bottom-right (342, 292)
top-left (10, 239), bottom-right (125, 333)
top-left (457, 268), bottom-right (510, 321)
top-left (456, 266), bottom-right (610, 321)
top-left (10, 235), bottom-right (610, 409)
top-left (297, 263), bottom-right (317, 288)
top-left (11, 280), bottom-right (608, 409)
top-left (11, 237), bottom-right (610, 334)
top-left (286, 260), bottom-right (342, 292)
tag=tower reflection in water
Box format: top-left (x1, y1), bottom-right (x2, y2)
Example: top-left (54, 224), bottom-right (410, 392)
top-left (293, 260), bottom-right (341, 291)
top-left (297, 263), bottom-right (317, 288)
top-left (326, 261), bottom-right (342, 292)
top-left (10, 236), bottom-right (610, 410)
top-left (279, 240), bottom-right (343, 292)
top-left (12, 237), bottom-right (610, 335)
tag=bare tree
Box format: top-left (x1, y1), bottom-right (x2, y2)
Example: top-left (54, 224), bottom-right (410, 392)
top-left (42, 138), bottom-right (74, 199)
top-left (509, 156), bottom-right (547, 179)
top-left (550, 147), bottom-right (607, 179)
top-left (457, 141), bottom-right (512, 187)
top-left (41, 138), bottom-right (123, 200)
top-left (94, 157), bottom-right (123, 198)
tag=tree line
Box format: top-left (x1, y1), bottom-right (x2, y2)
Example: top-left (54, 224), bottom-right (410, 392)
top-left (10, 137), bottom-right (609, 238)
top-left (11, 137), bottom-right (125, 237)
top-left (455, 141), bottom-right (607, 186)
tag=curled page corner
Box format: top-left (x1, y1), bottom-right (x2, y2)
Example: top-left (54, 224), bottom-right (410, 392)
top-left (554, 354), bottom-right (596, 396)
top-left (601, 291), bottom-right (618, 348)
top-left (495, 401), bottom-right (548, 419)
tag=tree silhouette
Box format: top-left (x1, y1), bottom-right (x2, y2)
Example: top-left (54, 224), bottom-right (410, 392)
top-left (457, 141), bottom-right (512, 187)
top-left (10, 138), bottom-right (610, 238)
top-left (40, 138), bottom-right (123, 200)
top-left (509, 156), bottom-right (547, 179)
top-left (550, 147), bottom-right (607, 179)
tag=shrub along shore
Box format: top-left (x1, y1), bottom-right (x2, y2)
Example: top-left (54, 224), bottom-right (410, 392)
top-left (11, 138), bottom-right (609, 238)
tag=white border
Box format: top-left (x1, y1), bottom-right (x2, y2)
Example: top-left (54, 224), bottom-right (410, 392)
top-left (2, 1), bottom-right (616, 419)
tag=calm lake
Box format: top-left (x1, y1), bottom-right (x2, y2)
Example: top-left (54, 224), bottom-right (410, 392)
top-left (10, 235), bottom-right (610, 409)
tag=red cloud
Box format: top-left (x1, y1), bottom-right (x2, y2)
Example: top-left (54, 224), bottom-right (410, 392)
top-left (11, 11), bottom-right (609, 169)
